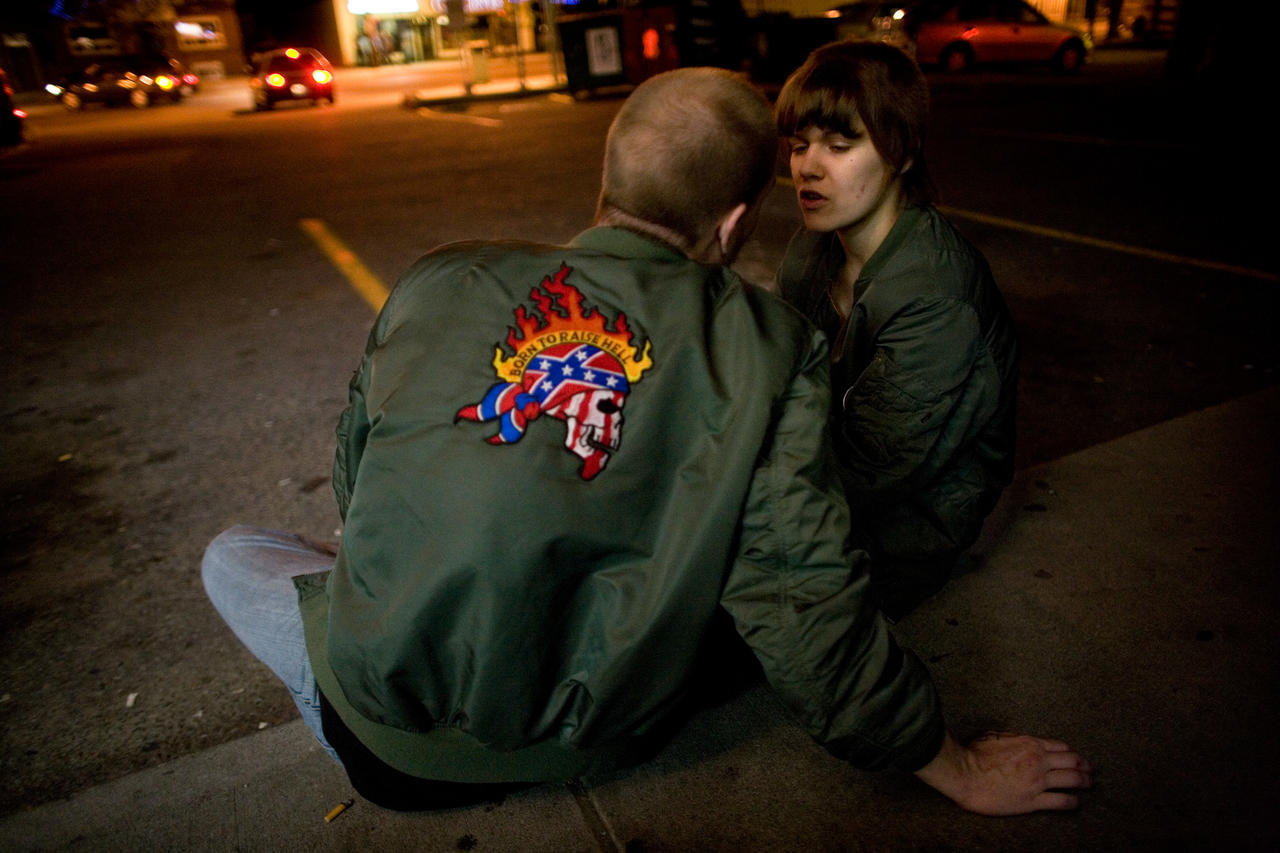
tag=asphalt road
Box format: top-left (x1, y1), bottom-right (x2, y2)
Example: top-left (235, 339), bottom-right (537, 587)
top-left (1, 49), bottom-right (1276, 815)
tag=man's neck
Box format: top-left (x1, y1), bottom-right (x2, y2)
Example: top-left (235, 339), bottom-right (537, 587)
top-left (594, 206), bottom-right (694, 256)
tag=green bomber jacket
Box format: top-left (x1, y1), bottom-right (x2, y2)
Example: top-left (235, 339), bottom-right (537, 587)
top-left (299, 226), bottom-right (945, 783)
top-left (777, 206), bottom-right (1019, 563)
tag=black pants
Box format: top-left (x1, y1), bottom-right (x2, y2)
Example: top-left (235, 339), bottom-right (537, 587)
top-left (319, 692), bottom-right (532, 811)
top-left (316, 610), bottom-right (763, 811)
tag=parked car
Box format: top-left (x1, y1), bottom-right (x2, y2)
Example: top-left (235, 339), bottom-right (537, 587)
top-left (906, 0), bottom-right (1090, 72)
top-left (828, 1), bottom-right (1089, 72)
top-left (46, 56), bottom-right (188, 110)
top-left (249, 47), bottom-right (335, 111)
top-left (160, 56), bottom-right (201, 94)
top-left (2, 67), bottom-right (25, 147)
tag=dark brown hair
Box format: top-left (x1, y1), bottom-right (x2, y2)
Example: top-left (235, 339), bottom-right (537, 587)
top-left (776, 39), bottom-right (935, 206)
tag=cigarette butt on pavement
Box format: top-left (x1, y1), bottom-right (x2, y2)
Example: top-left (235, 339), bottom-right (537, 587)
top-left (324, 799), bottom-right (354, 823)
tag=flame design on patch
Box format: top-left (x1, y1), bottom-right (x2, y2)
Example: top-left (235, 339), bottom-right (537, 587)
top-left (493, 264), bottom-right (653, 385)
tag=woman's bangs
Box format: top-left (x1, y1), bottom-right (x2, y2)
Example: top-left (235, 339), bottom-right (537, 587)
top-left (780, 74), bottom-right (860, 138)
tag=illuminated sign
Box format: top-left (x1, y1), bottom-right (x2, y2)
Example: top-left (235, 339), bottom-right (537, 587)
top-left (347, 1), bottom-right (420, 13)
top-left (347, 0), bottom-right (521, 14)
top-left (175, 18), bottom-right (227, 50)
top-left (586, 26), bottom-right (621, 75)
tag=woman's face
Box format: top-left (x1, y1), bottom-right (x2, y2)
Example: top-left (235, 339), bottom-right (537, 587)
top-left (787, 117), bottom-right (904, 243)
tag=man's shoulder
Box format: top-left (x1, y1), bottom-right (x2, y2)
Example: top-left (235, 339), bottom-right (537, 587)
top-left (385, 237), bottom-right (821, 364)
top-left (404, 239), bottom-right (564, 277)
top-left (396, 234), bottom-right (692, 291)
top-left (733, 274), bottom-right (819, 337)
top-left (777, 228), bottom-right (841, 304)
top-left (383, 240), bottom-right (576, 312)
top-left (718, 276), bottom-right (828, 380)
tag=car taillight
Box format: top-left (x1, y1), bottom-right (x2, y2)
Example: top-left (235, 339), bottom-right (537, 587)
top-left (285, 48), bottom-right (301, 59)
top-left (183, 73), bottom-right (199, 86)
top-left (156, 75), bottom-right (175, 90)
top-left (312, 70), bottom-right (332, 85)
top-left (265, 73), bottom-right (286, 88)
top-left (13, 108), bottom-right (26, 119)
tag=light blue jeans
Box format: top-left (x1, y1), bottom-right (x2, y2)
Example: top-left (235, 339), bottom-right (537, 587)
top-left (201, 524), bottom-right (340, 762)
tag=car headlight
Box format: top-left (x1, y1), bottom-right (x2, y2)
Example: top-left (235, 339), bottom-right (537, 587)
top-left (156, 75), bottom-right (175, 90)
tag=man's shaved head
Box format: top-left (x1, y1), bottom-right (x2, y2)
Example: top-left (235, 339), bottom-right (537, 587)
top-left (598, 68), bottom-right (776, 249)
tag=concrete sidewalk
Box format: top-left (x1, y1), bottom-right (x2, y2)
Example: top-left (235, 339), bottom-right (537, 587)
top-left (397, 51), bottom-right (568, 108)
top-left (401, 72), bottom-right (568, 109)
top-left (2, 386), bottom-right (1276, 851)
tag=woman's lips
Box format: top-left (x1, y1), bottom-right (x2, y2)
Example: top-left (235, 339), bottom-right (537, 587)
top-left (798, 189), bottom-right (825, 211)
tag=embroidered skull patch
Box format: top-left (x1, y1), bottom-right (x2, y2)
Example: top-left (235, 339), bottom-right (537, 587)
top-left (455, 263), bottom-right (654, 480)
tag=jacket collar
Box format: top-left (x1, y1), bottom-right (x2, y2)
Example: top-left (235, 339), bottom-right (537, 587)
top-left (570, 226), bottom-right (690, 262)
top-left (858, 205), bottom-right (925, 284)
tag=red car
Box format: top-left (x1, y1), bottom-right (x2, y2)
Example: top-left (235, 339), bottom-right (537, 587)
top-left (249, 47), bottom-right (335, 111)
top-left (908, 0), bottom-right (1091, 72)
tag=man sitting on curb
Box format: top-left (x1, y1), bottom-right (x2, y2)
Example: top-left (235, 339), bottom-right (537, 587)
top-left (202, 67), bottom-right (1091, 815)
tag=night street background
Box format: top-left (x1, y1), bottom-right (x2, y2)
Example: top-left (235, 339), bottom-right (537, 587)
top-left (2, 47), bottom-right (1277, 822)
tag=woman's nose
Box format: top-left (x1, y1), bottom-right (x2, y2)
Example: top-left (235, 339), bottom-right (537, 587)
top-left (793, 150), bottom-right (820, 178)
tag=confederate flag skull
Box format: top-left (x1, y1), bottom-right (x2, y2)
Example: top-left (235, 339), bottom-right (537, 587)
top-left (455, 264), bottom-right (653, 480)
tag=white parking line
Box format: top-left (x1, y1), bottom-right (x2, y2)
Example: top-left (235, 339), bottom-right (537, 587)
top-left (969, 128), bottom-right (1194, 150)
top-left (937, 206), bottom-right (1279, 283)
top-left (773, 178), bottom-right (1277, 283)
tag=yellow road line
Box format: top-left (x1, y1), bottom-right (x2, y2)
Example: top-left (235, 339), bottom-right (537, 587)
top-left (299, 218), bottom-right (390, 312)
top-left (772, 178), bottom-right (1277, 283)
top-left (415, 107), bottom-right (503, 128)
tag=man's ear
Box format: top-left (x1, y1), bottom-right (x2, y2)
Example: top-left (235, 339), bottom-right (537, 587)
top-left (716, 202), bottom-right (750, 257)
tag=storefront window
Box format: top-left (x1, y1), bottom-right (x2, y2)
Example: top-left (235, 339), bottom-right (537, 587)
top-left (175, 18), bottom-right (227, 51)
top-left (348, 1), bottom-right (420, 13)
